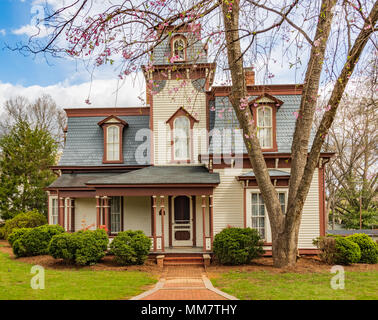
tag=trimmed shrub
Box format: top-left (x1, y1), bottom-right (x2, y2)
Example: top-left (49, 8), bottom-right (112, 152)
top-left (8, 228), bottom-right (31, 247)
top-left (11, 225), bottom-right (64, 257)
top-left (334, 237), bottom-right (361, 265)
top-left (48, 229), bottom-right (109, 265)
top-left (314, 235), bottom-right (361, 265)
top-left (3, 210), bottom-right (47, 239)
top-left (110, 230), bottom-right (151, 265)
top-left (213, 227), bottom-right (264, 265)
top-left (347, 234), bottom-right (378, 264)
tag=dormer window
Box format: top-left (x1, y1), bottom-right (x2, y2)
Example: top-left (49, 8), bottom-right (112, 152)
top-left (166, 107), bottom-right (199, 163)
top-left (107, 125), bottom-right (120, 161)
top-left (257, 106), bottom-right (273, 149)
top-left (171, 35), bottom-right (186, 61)
top-left (249, 93), bottom-right (283, 152)
top-left (98, 115), bottom-right (128, 164)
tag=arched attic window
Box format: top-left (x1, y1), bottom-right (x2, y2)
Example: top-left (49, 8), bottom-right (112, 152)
top-left (174, 116), bottom-right (190, 160)
top-left (98, 115), bottom-right (128, 163)
top-left (166, 107), bottom-right (199, 162)
top-left (171, 35), bottom-right (186, 62)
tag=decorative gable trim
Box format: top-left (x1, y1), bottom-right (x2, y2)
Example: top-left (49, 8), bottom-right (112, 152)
top-left (97, 115), bottom-right (128, 127)
top-left (249, 93), bottom-right (284, 108)
top-left (166, 107), bottom-right (199, 129)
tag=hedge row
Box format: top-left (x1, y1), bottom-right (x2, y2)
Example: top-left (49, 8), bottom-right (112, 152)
top-left (1, 210), bottom-right (47, 240)
top-left (10, 225), bottom-right (65, 257)
top-left (314, 233), bottom-right (378, 265)
top-left (48, 229), bottom-right (109, 265)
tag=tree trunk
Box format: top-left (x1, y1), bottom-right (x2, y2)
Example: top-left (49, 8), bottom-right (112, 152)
top-left (272, 231), bottom-right (298, 268)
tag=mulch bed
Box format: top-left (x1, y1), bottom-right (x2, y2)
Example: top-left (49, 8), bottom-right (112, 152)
top-left (207, 255), bottom-right (378, 276)
top-left (1, 240), bottom-right (377, 275)
top-left (0, 240), bottom-right (161, 275)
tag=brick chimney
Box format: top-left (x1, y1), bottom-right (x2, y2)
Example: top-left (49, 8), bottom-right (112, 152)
top-left (244, 67), bottom-right (255, 86)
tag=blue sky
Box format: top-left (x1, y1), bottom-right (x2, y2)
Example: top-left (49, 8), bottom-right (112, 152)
top-left (0, 0), bottom-right (145, 108)
top-left (0, 0), bottom-right (74, 87)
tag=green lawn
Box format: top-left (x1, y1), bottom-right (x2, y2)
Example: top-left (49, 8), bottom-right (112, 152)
top-left (211, 270), bottom-right (378, 300)
top-left (0, 251), bottom-right (157, 300)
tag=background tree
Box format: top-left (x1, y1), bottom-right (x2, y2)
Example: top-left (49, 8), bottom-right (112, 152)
top-left (322, 52), bottom-right (378, 230)
top-left (0, 120), bottom-right (58, 220)
top-left (12, 0), bottom-right (378, 267)
top-left (0, 94), bottom-right (66, 148)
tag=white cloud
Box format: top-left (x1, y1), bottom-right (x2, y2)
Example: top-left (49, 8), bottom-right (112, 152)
top-left (0, 75), bottom-right (146, 110)
top-left (12, 25), bottom-right (53, 38)
top-left (0, 29), bottom-right (5, 36)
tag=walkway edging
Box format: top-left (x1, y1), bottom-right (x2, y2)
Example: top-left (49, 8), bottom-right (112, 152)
top-left (130, 278), bottom-right (166, 300)
top-left (202, 275), bottom-right (239, 300)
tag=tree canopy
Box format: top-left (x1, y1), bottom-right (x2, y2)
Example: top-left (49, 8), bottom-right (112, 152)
top-left (0, 120), bottom-right (58, 220)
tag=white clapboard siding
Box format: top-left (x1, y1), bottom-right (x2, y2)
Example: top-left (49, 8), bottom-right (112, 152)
top-left (124, 196), bottom-right (152, 237)
top-left (152, 80), bottom-right (207, 165)
top-left (212, 168), bottom-right (249, 234)
top-left (74, 198), bottom-right (97, 231)
top-left (213, 168), bottom-right (320, 249)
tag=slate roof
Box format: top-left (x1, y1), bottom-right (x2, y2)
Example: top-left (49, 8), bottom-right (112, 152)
top-left (59, 115), bottom-right (150, 167)
top-left (152, 32), bottom-right (208, 65)
top-left (209, 95), bottom-right (314, 154)
top-left (48, 173), bottom-right (120, 188)
top-left (86, 166), bottom-right (220, 185)
top-left (239, 169), bottom-right (291, 178)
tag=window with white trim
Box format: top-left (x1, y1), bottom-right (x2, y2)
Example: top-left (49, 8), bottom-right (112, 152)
top-left (172, 37), bottom-right (185, 61)
top-left (106, 125), bottom-right (120, 161)
top-left (51, 198), bottom-right (58, 225)
top-left (257, 106), bottom-right (273, 148)
top-left (251, 191), bottom-right (286, 239)
top-left (110, 197), bottom-right (121, 234)
top-left (174, 116), bottom-right (190, 160)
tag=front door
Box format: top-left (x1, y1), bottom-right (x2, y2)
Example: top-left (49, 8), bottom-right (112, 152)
top-left (172, 196), bottom-right (192, 246)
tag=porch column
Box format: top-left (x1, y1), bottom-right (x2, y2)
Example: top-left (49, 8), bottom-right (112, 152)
top-left (209, 195), bottom-right (214, 250)
top-left (160, 196), bottom-right (165, 252)
top-left (202, 195), bottom-right (206, 252)
top-left (103, 196), bottom-right (110, 235)
top-left (71, 199), bottom-right (75, 232)
top-left (66, 198), bottom-right (71, 232)
top-left (152, 196), bottom-right (157, 251)
top-left (96, 196), bottom-right (101, 228)
top-left (59, 196), bottom-right (65, 229)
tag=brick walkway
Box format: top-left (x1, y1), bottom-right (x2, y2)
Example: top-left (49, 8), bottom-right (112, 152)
top-left (130, 265), bottom-right (237, 300)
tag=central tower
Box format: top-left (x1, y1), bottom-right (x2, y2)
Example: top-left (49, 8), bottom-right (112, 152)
top-left (143, 25), bottom-right (216, 165)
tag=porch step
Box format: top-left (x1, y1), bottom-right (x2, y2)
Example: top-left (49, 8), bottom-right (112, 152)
top-left (163, 256), bottom-right (204, 266)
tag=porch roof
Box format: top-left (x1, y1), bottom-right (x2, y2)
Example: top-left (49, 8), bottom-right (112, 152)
top-left (86, 165), bottom-right (220, 186)
top-left (48, 172), bottom-right (119, 189)
top-left (237, 169), bottom-right (290, 180)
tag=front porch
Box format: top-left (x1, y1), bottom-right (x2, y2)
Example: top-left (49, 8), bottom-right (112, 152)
top-left (48, 166), bottom-right (220, 254)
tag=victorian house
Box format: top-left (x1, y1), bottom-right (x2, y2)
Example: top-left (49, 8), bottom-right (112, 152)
top-left (47, 26), bottom-right (331, 258)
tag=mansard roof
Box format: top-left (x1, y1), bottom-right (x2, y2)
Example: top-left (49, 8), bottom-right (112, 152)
top-left (208, 93), bottom-right (313, 154)
top-left (58, 113), bottom-right (150, 167)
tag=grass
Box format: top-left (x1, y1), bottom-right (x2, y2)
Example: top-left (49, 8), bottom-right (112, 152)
top-left (0, 251), bottom-right (157, 300)
top-left (211, 270), bottom-right (378, 300)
